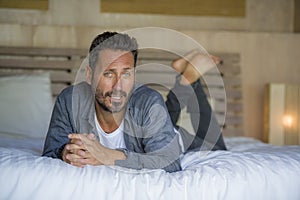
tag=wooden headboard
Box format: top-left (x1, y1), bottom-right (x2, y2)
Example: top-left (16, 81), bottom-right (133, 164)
top-left (0, 46), bottom-right (242, 136)
top-left (0, 46), bottom-right (87, 96)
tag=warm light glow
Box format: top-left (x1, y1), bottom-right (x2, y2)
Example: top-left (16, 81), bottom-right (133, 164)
top-left (282, 115), bottom-right (293, 127)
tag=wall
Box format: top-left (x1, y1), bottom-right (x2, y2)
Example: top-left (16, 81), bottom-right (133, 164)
top-left (0, 0), bottom-right (295, 32)
top-left (0, 0), bottom-right (299, 140)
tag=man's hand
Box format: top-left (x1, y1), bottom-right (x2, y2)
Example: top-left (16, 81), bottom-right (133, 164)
top-left (66, 134), bottom-right (126, 167)
top-left (62, 134), bottom-right (102, 167)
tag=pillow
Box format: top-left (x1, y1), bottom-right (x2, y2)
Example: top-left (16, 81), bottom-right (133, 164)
top-left (0, 73), bottom-right (53, 138)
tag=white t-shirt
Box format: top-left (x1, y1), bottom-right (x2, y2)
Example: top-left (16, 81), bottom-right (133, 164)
top-left (94, 114), bottom-right (184, 152)
top-left (94, 114), bottom-right (126, 149)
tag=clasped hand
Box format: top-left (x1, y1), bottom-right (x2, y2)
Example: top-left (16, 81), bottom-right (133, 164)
top-left (62, 133), bottom-right (125, 167)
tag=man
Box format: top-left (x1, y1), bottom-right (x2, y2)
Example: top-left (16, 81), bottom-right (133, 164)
top-left (43, 31), bottom-right (226, 173)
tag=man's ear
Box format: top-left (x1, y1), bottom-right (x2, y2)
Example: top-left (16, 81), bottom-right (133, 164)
top-left (85, 66), bottom-right (92, 84)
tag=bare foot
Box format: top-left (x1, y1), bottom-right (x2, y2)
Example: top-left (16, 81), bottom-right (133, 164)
top-left (209, 54), bottom-right (223, 65)
top-left (180, 53), bottom-right (222, 85)
top-left (171, 49), bottom-right (199, 74)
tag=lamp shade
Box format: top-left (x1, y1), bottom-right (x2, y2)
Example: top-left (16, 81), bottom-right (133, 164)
top-left (264, 83), bottom-right (300, 145)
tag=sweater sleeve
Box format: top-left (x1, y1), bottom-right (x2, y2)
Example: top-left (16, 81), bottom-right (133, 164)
top-left (115, 87), bottom-right (182, 172)
top-left (42, 87), bottom-right (75, 159)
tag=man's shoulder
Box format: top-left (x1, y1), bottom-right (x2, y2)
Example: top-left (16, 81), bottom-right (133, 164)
top-left (132, 84), bottom-right (161, 97)
top-left (130, 84), bottom-right (164, 105)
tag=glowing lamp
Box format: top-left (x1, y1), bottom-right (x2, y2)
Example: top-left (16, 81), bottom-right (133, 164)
top-left (282, 115), bottom-right (293, 128)
top-left (264, 84), bottom-right (299, 145)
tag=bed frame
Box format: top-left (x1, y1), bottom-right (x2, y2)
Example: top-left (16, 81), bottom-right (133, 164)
top-left (0, 46), bottom-right (242, 136)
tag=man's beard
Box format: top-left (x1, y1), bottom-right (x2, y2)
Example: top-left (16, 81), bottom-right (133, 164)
top-left (95, 89), bottom-right (128, 113)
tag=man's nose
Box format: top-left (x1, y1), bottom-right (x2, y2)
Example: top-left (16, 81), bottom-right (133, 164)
top-left (113, 75), bottom-right (122, 90)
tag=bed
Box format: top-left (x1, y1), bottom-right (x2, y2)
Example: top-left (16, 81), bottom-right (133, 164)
top-left (0, 46), bottom-right (300, 200)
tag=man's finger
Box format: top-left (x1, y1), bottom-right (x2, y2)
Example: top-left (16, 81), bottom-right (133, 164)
top-left (88, 133), bottom-right (96, 140)
top-left (68, 133), bottom-right (82, 139)
top-left (65, 143), bottom-right (85, 151)
top-left (70, 138), bottom-right (83, 146)
top-left (71, 149), bottom-right (87, 157)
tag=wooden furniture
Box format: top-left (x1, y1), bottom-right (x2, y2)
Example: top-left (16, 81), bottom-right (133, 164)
top-left (264, 83), bottom-right (300, 145)
top-left (0, 46), bottom-right (242, 136)
top-left (0, 46), bottom-right (87, 96)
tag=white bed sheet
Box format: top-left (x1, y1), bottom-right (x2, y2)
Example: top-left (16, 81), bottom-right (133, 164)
top-left (0, 135), bottom-right (299, 200)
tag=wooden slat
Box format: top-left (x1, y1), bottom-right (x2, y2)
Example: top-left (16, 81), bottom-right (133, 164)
top-left (227, 102), bottom-right (243, 112)
top-left (138, 50), bottom-right (240, 62)
top-left (135, 73), bottom-right (175, 87)
top-left (218, 64), bottom-right (241, 74)
top-left (136, 63), bottom-right (175, 73)
top-left (136, 61), bottom-right (241, 78)
top-left (201, 75), bottom-right (241, 88)
top-left (203, 88), bottom-right (225, 99)
top-left (226, 90), bottom-right (243, 99)
top-left (0, 46), bottom-right (87, 57)
top-left (225, 116), bottom-right (243, 126)
top-left (217, 53), bottom-right (240, 63)
top-left (222, 128), bottom-right (244, 136)
top-left (50, 71), bottom-right (76, 83)
top-left (223, 77), bottom-right (242, 87)
top-left (204, 87), bottom-right (241, 100)
top-left (138, 49), bottom-right (177, 60)
top-left (51, 83), bottom-right (69, 96)
top-left (0, 70), bottom-right (75, 84)
top-left (0, 59), bottom-right (80, 70)
top-left (211, 101), bottom-right (243, 114)
top-left (216, 114), bottom-right (243, 126)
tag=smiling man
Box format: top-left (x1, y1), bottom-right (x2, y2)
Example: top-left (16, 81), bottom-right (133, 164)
top-left (43, 32), bottom-right (183, 172)
top-left (42, 31), bottom-right (226, 172)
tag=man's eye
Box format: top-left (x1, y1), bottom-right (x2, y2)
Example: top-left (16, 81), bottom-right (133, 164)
top-left (104, 72), bottom-right (113, 78)
top-left (123, 72), bottom-right (131, 78)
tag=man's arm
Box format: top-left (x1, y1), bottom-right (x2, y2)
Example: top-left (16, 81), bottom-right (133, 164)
top-left (42, 88), bottom-right (75, 159)
top-left (68, 132), bottom-right (181, 172)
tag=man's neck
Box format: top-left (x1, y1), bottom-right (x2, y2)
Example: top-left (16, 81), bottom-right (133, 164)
top-left (95, 103), bottom-right (125, 133)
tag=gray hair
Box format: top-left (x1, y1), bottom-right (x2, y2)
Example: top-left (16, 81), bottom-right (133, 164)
top-left (89, 32), bottom-right (138, 72)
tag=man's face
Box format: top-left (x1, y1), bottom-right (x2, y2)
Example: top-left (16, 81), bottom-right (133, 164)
top-left (92, 49), bottom-right (135, 113)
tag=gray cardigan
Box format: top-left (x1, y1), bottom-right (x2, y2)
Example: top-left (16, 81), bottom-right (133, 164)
top-left (43, 82), bottom-right (182, 172)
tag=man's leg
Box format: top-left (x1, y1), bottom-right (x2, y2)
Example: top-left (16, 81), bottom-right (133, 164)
top-left (165, 50), bottom-right (198, 126)
top-left (186, 80), bottom-right (227, 151)
top-left (165, 51), bottom-right (227, 152)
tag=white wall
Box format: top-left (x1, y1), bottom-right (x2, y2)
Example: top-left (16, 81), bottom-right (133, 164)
top-left (0, 0), bottom-right (295, 32)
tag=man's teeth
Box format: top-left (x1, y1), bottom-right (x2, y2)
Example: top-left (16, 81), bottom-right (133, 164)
top-left (111, 96), bottom-right (121, 100)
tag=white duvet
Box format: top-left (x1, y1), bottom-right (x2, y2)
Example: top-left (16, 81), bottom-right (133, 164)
top-left (0, 136), bottom-right (299, 200)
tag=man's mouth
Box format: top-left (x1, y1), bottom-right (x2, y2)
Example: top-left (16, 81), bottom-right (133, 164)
top-left (107, 90), bottom-right (127, 102)
top-left (111, 95), bottom-right (122, 101)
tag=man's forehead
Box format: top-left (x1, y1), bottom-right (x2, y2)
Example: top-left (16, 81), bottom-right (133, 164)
top-left (98, 49), bottom-right (134, 66)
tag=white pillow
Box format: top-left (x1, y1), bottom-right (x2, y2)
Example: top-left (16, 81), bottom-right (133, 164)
top-left (0, 73), bottom-right (53, 138)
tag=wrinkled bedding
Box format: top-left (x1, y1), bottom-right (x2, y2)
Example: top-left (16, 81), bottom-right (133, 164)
top-left (0, 135), bottom-right (299, 200)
